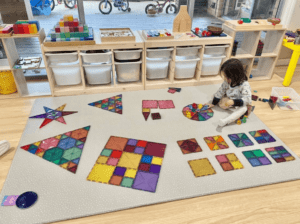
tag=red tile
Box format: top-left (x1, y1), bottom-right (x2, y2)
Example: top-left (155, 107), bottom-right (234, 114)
top-left (221, 162), bottom-right (234, 171)
top-left (111, 150), bottom-right (122, 158)
top-left (137, 140), bottom-right (147, 148)
top-left (275, 158), bottom-right (286, 163)
top-left (144, 142), bottom-right (166, 158)
top-left (138, 163), bottom-right (150, 172)
top-left (124, 145), bottom-right (135, 152)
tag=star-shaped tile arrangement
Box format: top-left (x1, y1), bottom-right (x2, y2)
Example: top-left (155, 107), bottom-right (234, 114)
top-left (29, 104), bottom-right (77, 129)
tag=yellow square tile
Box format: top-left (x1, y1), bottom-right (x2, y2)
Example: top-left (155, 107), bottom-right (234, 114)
top-left (87, 164), bottom-right (115, 183)
top-left (142, 108), bottom-right (150, 112)
top-left (231, 160), bottom-right (244, 170)
top-left (188, 158), bottom-right (216, 177)
top-left (226, 153), bottom-right (238, 162)
top-left (96, 156), bottom-right (109, 164)
top-left (152, 156), bottom-right (163, 165)
top-left (284, 156), bottom-right (295, 161)
top-left (125, 168), bottom-right (137, 178)
top-left (117, 152), bottom-right (142, 169)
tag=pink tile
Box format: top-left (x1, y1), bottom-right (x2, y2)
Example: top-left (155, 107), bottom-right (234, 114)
top-left (158, 100), bottom-right (175, 109)
top-left (142, 100), bottom-right (158, 109)
top-left (168, 89), bottom-right (176, 94)
top-left (107, 158), bottom-right (119, 166)
top-left (216, 155), bottom-right (228, 163)
top-left (265, 147), bottom-right (275, 152)
top-left (1, 195), bottom-right (19, 206)
top-left (39, 137), bottom-right (59, 150)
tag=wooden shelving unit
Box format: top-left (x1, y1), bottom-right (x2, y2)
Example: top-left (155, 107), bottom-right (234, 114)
top-left (140, 31), bottom-right (233, 90)
top-left (223, 19), bottom-right (286, 81)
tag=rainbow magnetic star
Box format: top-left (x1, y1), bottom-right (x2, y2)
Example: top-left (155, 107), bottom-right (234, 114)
top-left (29, 104), bottom-right (77, 128)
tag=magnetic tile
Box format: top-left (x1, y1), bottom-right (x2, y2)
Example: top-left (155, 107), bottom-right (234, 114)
top-left (1, 195), bottom-right (19, 206)
top-left (144, 142), bottom-right (166, 158)
top-left (107, 158), bottom-right (119, 166)
top-left (275, 158), bottom-right (286, 163)
top-left (96, 156), bottom-right (109, 164)
top-left (111, 150), bottom-right (123, 158)
top-left (87, 164), bottom-right (115, 183)
top-left (284, 156), bottom-right (295, 161)
top-left (137, 140), bottom-right (147, 148)
top-left (149, 164), bottom-right (161, 174)
top-left (226, 153), bottom-right (238, 162)
top-left (216, 155), bottom-right (229, 163)
top-left (142, 100), bottom-right (158, 109)
top-left (124, 145), bottom-right (135, 153)
top-left (117, 152), bottom-right (142, 169)
top-left (188, 158), bottom-right (216, 177)
top-left (121, 177), bottom-right (134, 188)
top-left (221, 162), bottom-right (234, 171)
top-left (231, 160), bottom-right (244, 169)
top-left (258, 157), bottom-right (271, 165)
top-left (177, 138), bottom-right (202, 154)
top-left (134, 147), bottom-right (145, 154)
top-left (158, 100), bottom-right (175, 109)
top-left (142, 108), bottom-right (150, 113)
top-left (132, 171), bottom-right (159, 192)
top-left (109, 175), bottom-right (123, 186)
top-left (114, 167), bottom-right (126, 176)
top-left (127, 139), bottom-right (138, 146)
top-left (124, 168), bottom-right (137, 178)
top-left (151, 156), bottom-right (163, 165)
top-left (141, 155), bottom-right (153, 164)
top-left (248, 158), bottom-right (261, 167)
top-left (105, 136), bottom-right (128, 151)
top-left (252, 150), bottom-right (265, 158)
top-left (151, 113), bottom-right (161, 120)
top-left (138, 163), bottom-right (150, 172)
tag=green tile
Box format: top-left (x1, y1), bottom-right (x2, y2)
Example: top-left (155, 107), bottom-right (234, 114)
top-left (243, 151), bottom-right (255, 159)
top-left (60, 33), bottom-right (65, 38)
top-left (269, 151), bottom-right (278, 155)
top-left (65, 32), bottom-right (70, 38)
top-left (278, 150), bottom-right (288, 154)
top-left (241, 134), bottom-right (249, 140)
top-left (101, 149), bottom-right (112, 157)
top-left (121, 177), bottom-right (134, 188)
top-left (252, 150), bottom-right (265, 158)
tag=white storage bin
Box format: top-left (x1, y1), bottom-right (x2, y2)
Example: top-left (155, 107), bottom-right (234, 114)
top-left (271, 87), bottom-right (300, 110)
top-left (114, 49), bottom-right (142, 61)
top-left (45, 52), bottom-right (78, 64)
top-left (201, 55), bottom-right (226, 76)
top-left (83, 64), bottom-right (112, 85)
top-left (80, 51), bottom-right (112, 64)
top-left (176, 46), bottom-right (202, 57)
top-left (204, 45), bottom-right (230, 56)
top-left (147, 48), bottom-right (173, 59)
top-left (115, 60), bottom-right (142, 82)
top-left (174, 57), bottom-right (200, 79)
top-left (50, 63), bottom-right (81, 86)
top-left (146, 58), bottom-right (171, 79)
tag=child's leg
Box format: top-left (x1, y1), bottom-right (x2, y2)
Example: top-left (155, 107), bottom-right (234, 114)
top-left (218, 106), bottom-right (248, 127)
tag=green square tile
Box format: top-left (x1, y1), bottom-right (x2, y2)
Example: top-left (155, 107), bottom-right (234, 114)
top-left (269, 151), bottom-right (278, 155)
top-left (243, 151), bottom-right (255, 159)
top-left (60, 33), bottom-right (65, 38)
top-left (65, 32), bottom-right (70, 38)
top-left (252, 150), bottom-right (265, 158)
top-left (278, 150), bottom-right (288, 154)
top-left (70, 33), bottom-right (75, 38)
top-left (121, 177), bottom-right (134, 188)
top-left (101, 149), bottom-right (112, 157)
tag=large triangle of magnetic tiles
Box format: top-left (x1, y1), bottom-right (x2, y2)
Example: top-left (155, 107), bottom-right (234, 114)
top-left (20, 126), bottom-right (91, 174)
top-left (88, 94), bottom-right (122, 114)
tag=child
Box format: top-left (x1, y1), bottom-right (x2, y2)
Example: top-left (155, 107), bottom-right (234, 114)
top-left (207, 59), bottom-right (252, 127)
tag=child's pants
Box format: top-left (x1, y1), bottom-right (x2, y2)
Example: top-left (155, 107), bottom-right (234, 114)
top-left (218, 97), bottom-right (248, 125)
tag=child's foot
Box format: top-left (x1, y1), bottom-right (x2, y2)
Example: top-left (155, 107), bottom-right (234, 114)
top-left (218, 119), bottom-right (227, 127)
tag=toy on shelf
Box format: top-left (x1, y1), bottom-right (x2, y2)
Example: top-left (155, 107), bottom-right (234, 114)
top-left (173, 5), bottom-right (192, 33)
top-left (142, 29), bottom-right (174, 40)
top-left (267, 18), bottom-right (281, 26)
top-left (44, 15), bottom-right (95, 47)
top-left (191, 28), bottom-right (227, 38)
top-left (0, 24), bottom-right (14, 37)
top-left (237, 20), bottom-right (243, 25)
top-left (100, 28), bottom-right (135, 42)
top-left (12, 21), bottom-right (40, 35)
top-left (13, 57), bottom-right (42, 69)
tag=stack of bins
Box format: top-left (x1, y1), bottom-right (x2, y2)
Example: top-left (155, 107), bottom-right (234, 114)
top-left (114, 49), bottom-right (142, 82)
top-left (202, 45), bottom-right (229, 76)
top-left (81, 50), bottom-right (112, 85)
top-left (46, 52), bottom-right (81, 86)
top-left (174, 46), bottom-right (201, 79)
top-left (146, 48), bottom-right (173, 79)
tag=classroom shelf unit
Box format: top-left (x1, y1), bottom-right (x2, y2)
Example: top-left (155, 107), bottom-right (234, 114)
top-left (223, 19), bottom-right (286, 81)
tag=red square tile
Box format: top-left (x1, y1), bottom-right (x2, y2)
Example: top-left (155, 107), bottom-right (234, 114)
top-left (124, 145), bottom-right (135, 152)
top-left (138, 163), bottom-right (150, 172)
top-left (275, 158), bottom-right (286, 163)
top-left (137, 140), bottom-right (147, 148)
top-left (221, 162), bottom-right (234, 171)
top-left (144, 142), bottom-right (166, 158)
top-left (111, 150), bottom-right (122, 159)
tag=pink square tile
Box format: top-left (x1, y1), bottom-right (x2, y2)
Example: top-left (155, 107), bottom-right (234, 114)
top-left (216, 155), bottom-right (229, 163)
top-left (158, 100), bottom-right (175, 109)
top-left (142, 100), bottom-right (158, 109)
top-left (1, 195), bottom-right (19, 206)
top-left (168, 89), bottom-right (176, 94)
top-left (107, 158), bottom-right (119, 166)
top-left (265, 147), bottom-right (275, 152)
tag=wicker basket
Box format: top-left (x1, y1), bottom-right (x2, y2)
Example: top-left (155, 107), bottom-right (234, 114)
top-left (0, 70), bottom-right (17, 94)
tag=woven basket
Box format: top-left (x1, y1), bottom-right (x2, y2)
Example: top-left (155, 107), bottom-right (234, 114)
top-left (0, 70), bottom-right (17, 94)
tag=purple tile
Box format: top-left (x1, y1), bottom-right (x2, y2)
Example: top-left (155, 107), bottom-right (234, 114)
top-left (114, 167), bottom-right (126, 176)
top-left (257, 139), bottom-right (267, 144)
top-left (275, 146), bottom-right (285, 151)
top-left (243, 139), bottom-right (254, 146)
top-left (258, 157), bottom-right (271, 165)
top-left (55, 111), bottom-right (62, 117)
top-left (127, 139), bottom-right (137, 146)
top-left (272, 154), bottom-right (282, 159)
top-left (282, 153), bottom-right (292, 157)
top-left (77, 144), bottom-right (84, 149)
top-left (1, 195), bottom-right (19, 206)
top-left (201, 113), bottom-right (211, 120)
top-left (132, 171), bottom-right (159, 193)
top-left (29, 114), bottom-right (47, 119)
top-left (134, 147), bottom-right (145, 154)
top-left (268, 136), bottom-right (276, 142)
top-left (149, 164), bottom-right (161, 174)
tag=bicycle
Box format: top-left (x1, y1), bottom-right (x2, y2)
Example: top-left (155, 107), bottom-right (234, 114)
top-left (99, 0), bottom-right (131, 14)
top-left (50, 0), bottom-right (77, 11)
top-left (145, 0), bottom-right (177, 15)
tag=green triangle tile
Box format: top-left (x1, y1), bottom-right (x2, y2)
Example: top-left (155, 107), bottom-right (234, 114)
top-left (207, 112), bottom-right (214, 117)
top-left (249, 131), bottom-right (256, 136)
top-left (61, 135), bottom-right (69, 140)
top-left (84, 126), bottom-right (90, 131)
top-left (53, 159), bottom-right (61, 164)
top-left (59, 158), bottom-right (69, 165)
top-left (76, 140), bottom-right (83, 146)
top-left (238, 141), bottom-right (245, 147)
top-left (241, 134), bottom-right (249, 140)
top-left (233, 140), bottom-right (240, 147)
top-left (237, 133), bottom-right (244, 138)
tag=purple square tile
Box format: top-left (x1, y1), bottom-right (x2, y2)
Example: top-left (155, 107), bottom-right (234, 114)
top-left (127, 139), bottom-right (137, 146)
top-left (132, 171), bottom-right (159, 192)
top-left (257, 139), bottom-right (267, 144)
top-left (275, 146), bottom-right (285, 151)
top-left (267, 136), bottom-right (276, 142)
top-left (114, 167), bottom-right (126, 176)
top-left (1, 195), bottom-right (19, 206)
top-left (282, 153), bottom-right (292, 157)
top-left (258, 157), bottom-right (271, 165)
top-left (201, 113), bottom-right (211, 120)
top-left (149, 164), bottom-right (161, 174)
top-left (134, 147), bottom-right (145, 154)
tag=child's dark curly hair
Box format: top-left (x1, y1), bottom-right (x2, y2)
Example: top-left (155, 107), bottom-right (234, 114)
top-left (220, 59), bottom-right (247, 87)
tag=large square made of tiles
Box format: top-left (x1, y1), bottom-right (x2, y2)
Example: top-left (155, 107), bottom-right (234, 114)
top-left (87, 136), bottom-right (166, 193)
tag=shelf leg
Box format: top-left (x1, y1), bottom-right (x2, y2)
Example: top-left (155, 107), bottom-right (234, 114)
top-left (283, 51), bottom-right (300, 87)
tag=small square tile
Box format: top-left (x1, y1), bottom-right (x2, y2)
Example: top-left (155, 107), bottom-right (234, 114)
top-left (252, 149), bottom-right (265, 158)
top-left (107, 157), bottom-right (119, 166)
top-left (168, 89), bottom-right (176, 94)
top-left (284, 156), bottom-right (295, 161)
top-left (188, 158), bottom-right (216, 177)
top-left (158, 100), bottom-right (175, 109)
top-left (109, 175), bottom-right (123, 185)
top-left (216, 155), bottom-right (228, 163)
top-left (142, 108), bottom-right (150, 113)
top-left (204, 135), bottom-right (229, 151)
top-left (121, 177), bottom-right (134, 188)
top-left (96, 156), bottom-right (109, 164)
top-left (243, 151), bottom-right (255, 159)
top-left (134, 147), bottom-right (145, 154)
top-left (248, 158), bottom-right (261, 167)
top-left (221, 162), bottom-right (234, 171)
top-left (137, 140), bottom-right (147, 148)
top-left (124, 145), bottom-right (135, 153)
top-left (177, 138), bottom-right (202, 154)
top-left (258, 157), bottom-right (271, 165)
top-left (127, 139), bottom-right (137, 146)
top-left (114, 167), bottom-right (126, 176)
top-left (101, 149), bottom-right (112, 157)
top-left (149, 164), bottom-right (161, 174)
top-left (105, 136), bottom-right (128, 151)
top-left (152, 156), bottom-right (163, 165)
top-left (141, 155), bottom-right (153, 164)
top-left (144, 142), bottom-right (166, 158)
top-left (151, 113), bottom-right (161, 120)
top-left (226, 153), bottom-right (238, 162)
top-left (275, 158), bottom-right (286, 163)
top-left (138, 163), bottom-right (151, 172)
top-left (231, 160), bottom-right (244, 169)
top-left (142, 100), bottom-right (158, 109)
top-left (124, 168), bottom-right (137, 178)
top-left (111, 150), bottom-right (122, 158)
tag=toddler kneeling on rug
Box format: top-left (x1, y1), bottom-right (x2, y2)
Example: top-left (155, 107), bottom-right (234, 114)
top-left (207, 59), bottom-right (252, 127)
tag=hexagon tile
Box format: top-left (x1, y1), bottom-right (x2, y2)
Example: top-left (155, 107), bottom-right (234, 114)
top-left (20, 126), bottom-right (91, 174)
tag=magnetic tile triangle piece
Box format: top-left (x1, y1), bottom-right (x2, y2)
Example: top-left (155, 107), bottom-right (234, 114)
top-left (68, 165), bottom-right (77, 173)
top-left (40, 119), bottom-right (53, 129)
top-left (84, 126), bottom-right (90, 131)
top-left (233, 140), bottom-right (240, 147)
top-left (241, 134), bottom-right (249, 140)
top-left (191, 113), bottom-right (199, 121)
top-left (143, 112), bottom-right (150, 121)
top-left (44, 106), bottom-right (54, 113)
top-left (55, 104), bottom-right (66, 111)
top-left (61, 111), bottom-right (77, 116)
top-left (237, 133), bottom-right (244, 138)
top-left (254, 132), bottom-right (261, 137)
top-left (21, 145), bottom-right (31, 151)
top-left (55, 117), bottom-right (66, 124)
top-left (238, 141), bottom-right (245, 147)
top-left (198, 113), bottom-right (206, 121)
top-left (29, 114), bottom-right (47, 119)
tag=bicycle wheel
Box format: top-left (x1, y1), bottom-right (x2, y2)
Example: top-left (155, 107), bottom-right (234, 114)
top-left (64, 0), bottom-right (76, 9)
top-left (50, 0), bottom-right (55, 11)
top-left (166, 4), bottom-right (177, 14)
top-left (99, 0), bottom-right (112, 14)
top-left (121, 0), bottom-right (129, 12)
top-left (145, 4), bottom-right (156, 14)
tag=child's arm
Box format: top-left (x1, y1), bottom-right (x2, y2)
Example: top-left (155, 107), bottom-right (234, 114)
top-left (212, 81), bottom-right (228, 106)
top-left (229, 82), bottom-right (252, 107)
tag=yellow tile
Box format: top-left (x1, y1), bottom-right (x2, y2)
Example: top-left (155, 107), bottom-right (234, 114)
top-left (213, 136), bottom-right (220, 141)
top-left (284, 156), bottom-right (295, 161)
top-left (142, 108), bottom-right (150, 112)
top-left (56, 104), bottom-right (66, 111)
top-left (188, 158), bottom-right (216, 177)
top-left (96, 156), bottom-right (108, 164)
top-left (231, 160), bottom-right (244, 170)
top-left (95, 104), bottom-right (102, 108)
top-left (87, 164), bottom-right (115, 183)
top-left (226, 153), bottom-right (238, 162)
top-left (152, 157), bottom-right (163, 165)
top-left (198, 104), bottom-right (203, 110)
top-left (33, 141), bottom-right (41, 147)
top-left (55, 135), bottom-right (62, 140)
top-left (60, 162), bottom-right (69, 169)
top-left (124, 168), bottom-right (137, 178)
top-left (36, 152), bottom-right (44, 158)
top-left (117, 152), bottom-right (142, 169)
top-left (212, 144), bottom-right (219, 151)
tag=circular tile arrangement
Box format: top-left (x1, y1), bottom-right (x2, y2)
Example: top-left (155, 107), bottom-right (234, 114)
top-left (182, 103), bottom-right (214, 121)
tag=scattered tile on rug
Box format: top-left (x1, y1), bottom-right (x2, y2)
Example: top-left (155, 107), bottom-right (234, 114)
top-left (177, 138), bottom-right (202, 154)
top-left (188, 158), bottom-right (216, 177)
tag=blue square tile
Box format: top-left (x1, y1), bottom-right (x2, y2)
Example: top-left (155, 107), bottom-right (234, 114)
top-left (141, 155), bottom-right (153, 164)
top-left (248, 158), bottom-right (261, 167)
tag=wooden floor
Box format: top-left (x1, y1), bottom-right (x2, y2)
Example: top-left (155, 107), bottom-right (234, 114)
top-left (1, 74), bottom-right (300, 224)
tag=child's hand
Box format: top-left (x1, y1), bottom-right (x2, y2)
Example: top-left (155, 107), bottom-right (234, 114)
top-left (225, 100), bottom-right (234, 107)
top-left (205, 103), bottom-right (215, 109)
